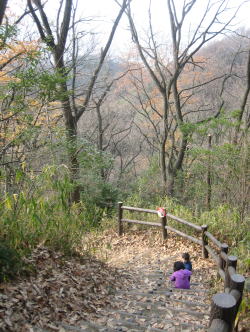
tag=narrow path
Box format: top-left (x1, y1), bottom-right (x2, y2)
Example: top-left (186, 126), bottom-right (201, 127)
top-left (57, 230), bottom-right (217, 332)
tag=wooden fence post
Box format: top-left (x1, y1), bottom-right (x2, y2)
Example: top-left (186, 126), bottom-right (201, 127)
top-left (201, 225), bottom-right (208, 258)
top-left (118, 202), bottom-right (123, 236)
top-left (230, 274), bottom-right (245, 315)
top-left (160, 215), bottom-right (167, 240)
top-left (219, 243), bottom-right (229, 271)
top-left (225, 255), bottom-right (237, 290)
top-left (209, 293), bottom-right (236, 332)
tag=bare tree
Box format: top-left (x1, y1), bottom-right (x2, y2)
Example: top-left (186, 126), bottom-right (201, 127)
top-left (27, 0), bottom-right (129, 204)
top-left (126, 0), bottom-right (247, 196)
top-left (79, 65), bottom-right (143, 182)
top-left (234, 48), bottom-right (250, 142)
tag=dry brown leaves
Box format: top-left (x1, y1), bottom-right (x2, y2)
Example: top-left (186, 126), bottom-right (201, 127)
top-left (0, 228), bottom-right (220, 331)
top-left (0, 247), bottom-right (132, 331)
top-left (84, 228), bottom-right (217, 283)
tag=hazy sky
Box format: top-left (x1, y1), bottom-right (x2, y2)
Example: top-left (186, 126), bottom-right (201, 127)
top-left (9, 0), bottom-right (250, 55)
top-left (73, 0), bottom-right (250, 54)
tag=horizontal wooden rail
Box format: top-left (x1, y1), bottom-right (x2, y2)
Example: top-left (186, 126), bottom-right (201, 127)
top-left (205, 245), bottom-right (219, 264)
top-left (228, 266), bottom-right (236, 277)
top-left (218, 268), bottom-right (226, 281)
top-left (225, 256), bottom-right (238, 290)
top-left (167, 212), bottom-right (202, 231)
top-left (166, 225), bottom-right (202, 245)
top-left (122, 206), bottom-right (158, 214)
top-left (230, 289), bottom-right (241, 304)
top-left (205, 231), bottom-right (222, 248)
top-left (121, 218), bottom-right (161, 227)
top-left (220, 251), bottom-right (228, 262)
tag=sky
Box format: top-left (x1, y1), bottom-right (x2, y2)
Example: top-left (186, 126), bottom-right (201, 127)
top-left (9, 0), bottom-right (250, 56)
top-left (72, 0), bottom-right (250, 55)
top-left (79, 0), bottom-right (250, 53)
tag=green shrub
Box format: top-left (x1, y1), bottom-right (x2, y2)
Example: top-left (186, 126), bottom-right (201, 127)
top-left (0, 164), bottom-right (85, 258)
top-left (0, 243), bottom-right (21, 281)
top-left (122, 194), bottom-right (249, 272)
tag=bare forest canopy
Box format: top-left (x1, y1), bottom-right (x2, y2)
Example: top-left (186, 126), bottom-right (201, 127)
top-left (0, 0), bottom-right (249, 274)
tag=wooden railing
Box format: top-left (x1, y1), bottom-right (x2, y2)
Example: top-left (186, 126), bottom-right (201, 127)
top-left (117, 202), bottom-right (245, 332)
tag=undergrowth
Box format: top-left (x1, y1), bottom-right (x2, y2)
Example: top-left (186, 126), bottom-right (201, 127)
top-left (0, 171), bottom-right (249, 283)
top-left (124, 193), bottom-right (249, 275)
top-left (0, 165), bottom-right (85, 281)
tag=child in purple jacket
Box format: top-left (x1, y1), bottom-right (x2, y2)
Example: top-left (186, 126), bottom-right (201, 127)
top-left (169, 261), bottom-right (192, 289)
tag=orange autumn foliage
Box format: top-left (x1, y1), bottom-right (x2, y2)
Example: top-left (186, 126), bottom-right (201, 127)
top-left (0, 40), bottom-right (39, 83)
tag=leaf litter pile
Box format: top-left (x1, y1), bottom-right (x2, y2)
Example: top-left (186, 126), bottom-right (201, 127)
top-left (0, 246), bottom-right (132, 331)
top-left (0, 228), bottom-right (224, 331)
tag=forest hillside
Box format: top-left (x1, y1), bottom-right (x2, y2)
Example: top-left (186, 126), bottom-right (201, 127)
top-left (0, 0), bottom-right (249, 331)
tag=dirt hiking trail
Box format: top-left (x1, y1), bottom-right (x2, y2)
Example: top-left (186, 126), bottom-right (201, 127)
top-left (0, 230), bottom-right (218, 331)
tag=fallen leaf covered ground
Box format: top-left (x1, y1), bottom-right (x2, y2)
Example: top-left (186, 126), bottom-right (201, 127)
top-left (0, 245), bottom-right (133, 331)
top-left (0, 228), bottom-right (248, 331)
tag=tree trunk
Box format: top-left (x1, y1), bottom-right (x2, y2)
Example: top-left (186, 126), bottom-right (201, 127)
top-left (55, 56), bottom-right (80, 204)
top-left (0, 0), bottom-right (8, 25)
top-left (27, 0), bottom-right (128, 205)
top-left (96, 104), bottom-right (106, 180)
top-left (160, 142), bottom-right (167, 195)
top-left (167, 171), bottom-right (175, 197)
top-left (68, 135), bottom-right (80, 204)
top-left (206, 135), bottom-right (212, 210)
top-left (233, 49), bottom-right (250, 144)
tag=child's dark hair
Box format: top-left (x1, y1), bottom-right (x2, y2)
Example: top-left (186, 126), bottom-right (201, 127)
top-left (182, 252), bottom-right (190, 262)
top-left (173, 261), bottom-right (185, 272)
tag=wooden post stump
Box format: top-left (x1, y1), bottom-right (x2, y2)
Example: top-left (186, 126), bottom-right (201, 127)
top-left (209, 293), bottom-right (236, 332)
top-left (209, 319), bottom-right (229, 332)
top-left (219, 243), bottom-right (229, 270)
top-left (118, 201), bottom-right (123, 236)
top-left (225, 255), bottom-right (237, 290)
top-left (230, 274), bottom-right (245, 314)
top-left (201, 224), bottom-right (208, 258)
top-left (160, 214), bottom-right (167, 240)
